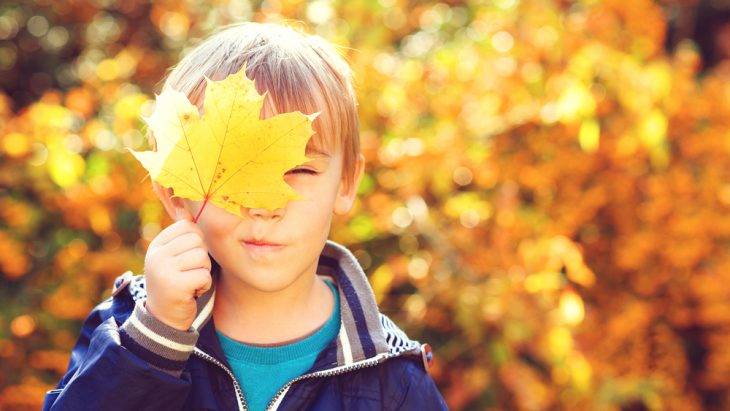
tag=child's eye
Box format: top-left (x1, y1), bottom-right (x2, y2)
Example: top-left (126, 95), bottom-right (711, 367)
top-left (287, 168), bottom-right (318, 175)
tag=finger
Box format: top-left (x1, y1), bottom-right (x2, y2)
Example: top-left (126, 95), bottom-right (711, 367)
top-left (174, 247), bottom-right (211, 272)
top-left (191, 270), bottom-right (213, 298)
top-left (171, 267), bottom-right (212, 299)
top-left (163, 232), bottom-right (207, 257)
top-left (175, 205), bottom-right (195, 222)
top-left (153, 219), bottom-right (204, 248)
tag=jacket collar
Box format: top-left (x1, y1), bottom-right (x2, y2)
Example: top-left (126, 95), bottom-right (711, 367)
top-left (186, 239), bottom-right (411, 368)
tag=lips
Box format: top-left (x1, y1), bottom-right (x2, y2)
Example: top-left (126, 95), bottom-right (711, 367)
top-left (241, 238), bottom-right (285, 255)
top-left (242, 239), bottom-right (282, 246)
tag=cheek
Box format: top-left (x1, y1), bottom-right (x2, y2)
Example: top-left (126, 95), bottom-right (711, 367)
top-left (285, 177), bottom-right (325, 203)
top-left (195, 210), bottom-right (240, 242)
top-left (203, 221), bottom-right (233, 241)
top-left (288, 180), bottom-right (338, 225)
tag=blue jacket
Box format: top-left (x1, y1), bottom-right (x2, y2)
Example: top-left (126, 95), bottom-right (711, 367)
top-left (43, 239), bottom-right (449, 410)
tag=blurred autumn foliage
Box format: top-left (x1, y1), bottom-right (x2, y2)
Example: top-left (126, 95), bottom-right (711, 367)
top-left (1, 0), bottom-right (729, 410)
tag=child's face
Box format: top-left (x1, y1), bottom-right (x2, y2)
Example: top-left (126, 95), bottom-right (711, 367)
top-left (154, 143), bottom-right (364, 292)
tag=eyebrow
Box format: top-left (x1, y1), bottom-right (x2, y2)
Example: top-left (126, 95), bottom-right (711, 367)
top-left (306, 147), bottom-right (331, 158)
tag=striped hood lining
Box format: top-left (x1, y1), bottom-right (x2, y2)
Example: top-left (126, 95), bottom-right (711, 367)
top-left (126, 239), bottom-right (423, 367)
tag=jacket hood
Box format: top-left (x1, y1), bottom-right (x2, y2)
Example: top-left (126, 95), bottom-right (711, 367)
top-left (119, 239), bottom-right (429, 370)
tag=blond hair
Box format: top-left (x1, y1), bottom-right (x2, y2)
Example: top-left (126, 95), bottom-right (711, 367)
top-left (153, 21), bottom-right (360, 193)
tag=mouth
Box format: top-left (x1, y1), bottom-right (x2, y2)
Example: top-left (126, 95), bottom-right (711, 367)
top-left (241, 240), bottom-right (285, 253)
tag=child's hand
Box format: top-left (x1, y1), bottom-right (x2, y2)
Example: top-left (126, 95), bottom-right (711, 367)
top-left (143, 206), bottom-right (212, 331)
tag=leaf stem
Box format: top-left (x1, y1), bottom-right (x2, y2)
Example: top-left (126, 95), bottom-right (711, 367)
top-left (193, 196), bottom-right (209, 223)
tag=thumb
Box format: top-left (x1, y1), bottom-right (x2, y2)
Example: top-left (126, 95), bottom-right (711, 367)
top-left (175, 205), bottom-right (194, 222)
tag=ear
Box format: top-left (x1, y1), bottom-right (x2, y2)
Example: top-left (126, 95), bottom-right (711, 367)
top-left (152, 182), bottom-right (195, 221)
top-left (334, 153), bottom-right (365, 216)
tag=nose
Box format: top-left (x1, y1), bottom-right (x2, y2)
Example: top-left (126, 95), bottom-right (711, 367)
top-left (244, 205), bottom-right (284, 220)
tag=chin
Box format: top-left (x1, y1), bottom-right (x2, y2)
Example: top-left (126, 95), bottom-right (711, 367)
top-left (233, 266), bottom-right (301, 293)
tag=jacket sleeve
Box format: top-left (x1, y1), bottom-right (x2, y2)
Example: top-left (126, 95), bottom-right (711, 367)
top-left (42, 281), bottom-right (201, 411)
top-left (392, 360), bottom-right (449, 410)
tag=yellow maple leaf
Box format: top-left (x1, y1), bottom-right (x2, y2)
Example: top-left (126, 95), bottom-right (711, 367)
top-left (127, 63), bottom-right (319, 222)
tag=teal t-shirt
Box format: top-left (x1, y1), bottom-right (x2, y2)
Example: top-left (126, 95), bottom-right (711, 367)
top-left (215, 278), bottom-right (340, 411)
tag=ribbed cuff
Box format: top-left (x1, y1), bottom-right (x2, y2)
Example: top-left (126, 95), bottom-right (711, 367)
top-left (119, 300), bottom-right (199, 377)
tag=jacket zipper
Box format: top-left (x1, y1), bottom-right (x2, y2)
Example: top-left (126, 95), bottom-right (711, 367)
top-left (193, 347), bottom-right (414, 411)
top-left (192, 348), bottom-right (248, 411)
top-left (264, 351), bottom-right (402, 411)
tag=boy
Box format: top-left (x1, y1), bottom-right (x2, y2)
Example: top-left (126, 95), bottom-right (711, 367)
top-left (43, 22), bottom-right (447, 411)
